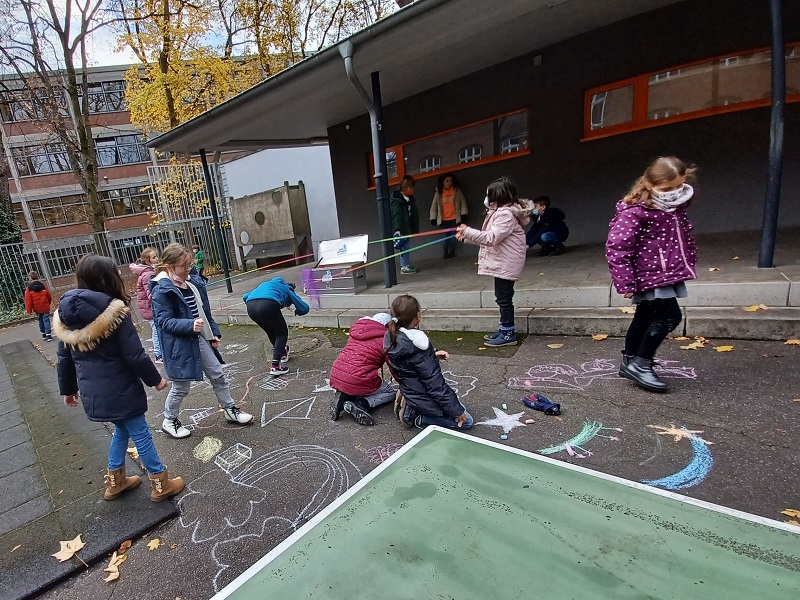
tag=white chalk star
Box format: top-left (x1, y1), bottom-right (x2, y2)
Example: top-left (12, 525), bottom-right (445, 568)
top-left (313, 378), bottom-right (335, 393)
top-left (478, 407), bottom-right (527, 433)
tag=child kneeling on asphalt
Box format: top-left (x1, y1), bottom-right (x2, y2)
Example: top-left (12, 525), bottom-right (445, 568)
top-left (329, 312), bottom-right (395, 426)
top-left (384, 294), bottom-right (473, 430)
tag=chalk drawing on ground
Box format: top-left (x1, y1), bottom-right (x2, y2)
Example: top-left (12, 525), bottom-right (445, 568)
top-left (539, 420), bottom-right (623, 459)
top-left (508, 358), bottom-right (697, 392)
top-left (478, 407), bottom-right (527, 434)
top-left (260, 396), bottom-right (317, 427)
top-left (177, 445), bottom-right (362, 592)
top-left (641, 426), bottom-right (713, 490)
top-left (153, 406), bottom-right (219, 431)
top-left (363, 443), bottom-right (404, 464)
top-left (257, 368), bottom-right (327, 391)
top-left (313, 378), bottom-right (335, 393)
top-left (223, 343), bottom-right (250, 355)
top-left (647, 424), bottom-right (713, 445)
top-left (193, 437), bottom-right (223, 463)
top-left (442, 370), bottom-right (478, 398)
top-left (214, 443), bottom-right (253, 474)
top-left (193, 361), bottom-right (255, 391)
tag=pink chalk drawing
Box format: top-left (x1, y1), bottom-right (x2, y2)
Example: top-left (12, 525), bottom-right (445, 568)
top-left (363, 443), bottom-right (404, 464)
top-left (508, 358), bottom-right (696, 392)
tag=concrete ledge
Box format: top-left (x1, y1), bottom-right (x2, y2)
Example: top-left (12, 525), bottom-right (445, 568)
top-left (527, 308), bottom-right (635, 337)
top-left (318, 293), bottom-right (390, 310)
top-left (486, 286), bottom-right (610, 308)
top-left (684, 307), bottom-right (800, 341)
top-left (421, 309), bottom-right (532, 333)
top-left (682, 281), bottom-right (789, 307)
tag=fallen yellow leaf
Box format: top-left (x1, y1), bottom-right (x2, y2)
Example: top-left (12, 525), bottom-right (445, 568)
top-left (591, 334), bottom-right (609, 341)
top-left (117, 540), bottom-right (132, 555)
top-left (714, 345), bottom-right (734, 352)
top-left (169, 543), bottom-right (178, 550)
top-left (456, 338), bottom-right (463, 341)
top-left (785, 339), bottom-right (800, 345)
top-left (758, 304), bottom-right (769, 310)
top-left (694, 336), bottom-right (707, 341)
top-left (793, 399), bottom-right (800, 403)
top-left (112, 553), bottom-right (128, 567)
top-left (787, 520), bottom-right (800, 528)
top-left (104, 570), bottom-right (120, 583)
top-left (781, 509), bottom-right (800, 518)
top-left (547, 344), bottom-right (564, 349)
top-left (52, 535), bottom-right (86, 563)
top-left (708, 267), bottom-right (720, 272)
top-left (673, 336), bottom-right (691, 341)
top-left (619, 306), bottom-right (636, 314)
top-left (478, 347), bottom-right (486, 351)
top-left (147, 538), bottom-right (161, 551)
top-left (681, 341), bottom-right (706, 350)
top-left (743, 305), bottom-right (760, 312)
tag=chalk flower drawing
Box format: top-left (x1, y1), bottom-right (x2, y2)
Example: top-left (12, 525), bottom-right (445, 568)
top-left (478, 407), bottom-right (528, 433)
top-left (177, 445), bottom-right (362, 592)
top-left (508, 358), bottom-right (697, 392)
top-left (539, 421), bottom-right (623, 458)
top-left (641, 427), bottom-right (713, 490)
top-left (647, 424), bottom-right (713, 445)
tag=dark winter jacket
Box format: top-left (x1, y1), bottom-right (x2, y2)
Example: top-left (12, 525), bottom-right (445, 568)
top-left (150, 271), bottom-right (222, 381)
top-left (242, 277), bottom-right (310, 315)
top-left (606, 200), bottom-right (697, 295)
top-left (527, 207), bottom-right (569, 243)
top-left (53, 290), bottom-right (161, 422)
top-left (330, 317), bottom-right (387, 397)
top-left (384, 328), bottom-right (463, 419)
top-left (24, 280), bottom-right (52, 314)
top-left (390, 191), bottom-right (420, 236)
top-left (129, 262), bottom-right (155, 320)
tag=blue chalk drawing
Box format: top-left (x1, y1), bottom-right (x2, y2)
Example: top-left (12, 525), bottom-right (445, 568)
top-left (641, 428), bottom-right (713, 490)
top-left (539, 420), bottom-right (622, 459)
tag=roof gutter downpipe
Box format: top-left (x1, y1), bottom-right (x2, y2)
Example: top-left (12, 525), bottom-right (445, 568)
top-left (340, 41), bottom-right (397, 288)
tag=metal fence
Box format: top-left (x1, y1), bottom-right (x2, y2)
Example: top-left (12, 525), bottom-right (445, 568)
top-left (0, 161), bottom-right (236, 325)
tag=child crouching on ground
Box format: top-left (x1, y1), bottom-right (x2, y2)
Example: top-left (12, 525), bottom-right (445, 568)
top-left (384, 294), bottom-right (473, 430)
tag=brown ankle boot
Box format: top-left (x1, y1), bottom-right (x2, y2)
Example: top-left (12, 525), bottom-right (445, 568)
top-left (148, 469), bottom-right (185, 502)
top-left (104, 466), bottom-right (141, 500)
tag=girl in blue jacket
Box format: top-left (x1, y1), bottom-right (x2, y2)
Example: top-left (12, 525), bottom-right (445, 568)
top-left (54, 255), bottom-right (184, 503)
top-left (151, 244), bottom-right (254, 439)
top-left (243, 277), bottom-right (310, 376)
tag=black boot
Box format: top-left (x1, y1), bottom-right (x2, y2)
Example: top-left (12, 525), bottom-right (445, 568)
top-left (621, 356), bottom-right (667, 393)
top-left (618, 353), bottom-right (632, 378)
top-left (329, 391), bottom-right (348, 421)
top-left (537, 245), bottom-right (552, 257)
top-left (344, 398), bottom-right (374, 426)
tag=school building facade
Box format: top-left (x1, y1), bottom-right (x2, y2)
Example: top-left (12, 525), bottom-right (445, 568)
top-left (148, 0), bottom-right (800, 264)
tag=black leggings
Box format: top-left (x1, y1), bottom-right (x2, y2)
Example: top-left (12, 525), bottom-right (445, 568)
top-left (494, 277), bottom-right (516, 329)
top-left (624, 297), bottom-right (683, 360)
top-left (246, 299), bottom-right (288, 363)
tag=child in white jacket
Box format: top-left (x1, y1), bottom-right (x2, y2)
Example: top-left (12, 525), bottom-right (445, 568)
top-left (457, 176), bottom-right (531, 347)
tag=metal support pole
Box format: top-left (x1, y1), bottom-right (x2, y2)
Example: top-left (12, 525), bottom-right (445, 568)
top-left (340, 41), bottom-right (396, 288)
top-left (758, 0), bottom-right (785, 268)
top-left (199, 149), bottom-right (233, 292)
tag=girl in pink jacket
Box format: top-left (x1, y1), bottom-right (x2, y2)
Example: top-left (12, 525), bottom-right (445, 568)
top-left (129, 247), bottom-right (162, 362)
top-left (456, 177), bottom-right (532, 347)
top-left (606, 156), bottom-right (697, 393)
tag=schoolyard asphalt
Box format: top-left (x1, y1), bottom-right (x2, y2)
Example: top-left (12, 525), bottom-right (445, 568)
top-left (1, 317), bottom-right (798, 600)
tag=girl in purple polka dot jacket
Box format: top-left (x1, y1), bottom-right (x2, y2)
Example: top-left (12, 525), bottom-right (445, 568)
top-left (606, 156), bottom-right (698, 394)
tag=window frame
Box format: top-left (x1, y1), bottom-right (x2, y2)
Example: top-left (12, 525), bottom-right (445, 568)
top-left (367, 108), bottom-right (530, 189)
top-left (583, 42), bottom-right (800, 141)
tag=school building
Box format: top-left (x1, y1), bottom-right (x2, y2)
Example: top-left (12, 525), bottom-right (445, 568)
top-left (148, 0), bottom-right (800, 268)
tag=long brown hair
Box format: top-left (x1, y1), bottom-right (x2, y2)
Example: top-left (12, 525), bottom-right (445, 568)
top-left (624, 156), bottom-right (697, 207)
top-left (75, 255), bottom-right (131, 305)
top-left (386, 294), bottom-right (421, 349)
top-left (155, 243), bottom-right (193, 275)
top-left (486, 176), bottom-right (518, 207)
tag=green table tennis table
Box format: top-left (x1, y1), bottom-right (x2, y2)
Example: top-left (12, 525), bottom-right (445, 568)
top-left (214, 427), bottom-right (799, 599)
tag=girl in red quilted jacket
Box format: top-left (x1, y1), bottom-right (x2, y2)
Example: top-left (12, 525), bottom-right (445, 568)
top-left (606, 156), bottom-right (697, 394)
top-left (329, 312), bottom-right (394, 426)
top-left (129, 247), bottom-right (162, 362)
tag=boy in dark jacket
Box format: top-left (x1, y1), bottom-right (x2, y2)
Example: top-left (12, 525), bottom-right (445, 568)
top-left (525, 196), bottom-right (569, 256)
top-left (390, 175), bottom-right (420, 274)
top-left (329, 313), bottom-right (395, 426)
top-left (24, 271), bottom-right (53, 341)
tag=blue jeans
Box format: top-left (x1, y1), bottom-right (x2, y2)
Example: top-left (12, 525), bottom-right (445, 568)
top-left (37, 312), bottom-right (51, 335)
top-left (527, 230), bottom-right (565, 248)
top-left (396, 238), bottom-right (411, 268)
top-left (149, 320), bottom-right (162, 358)
top-left (419, 403), bottom-right (474, 430)
top-left (108, 414), bottom-right (165, 474)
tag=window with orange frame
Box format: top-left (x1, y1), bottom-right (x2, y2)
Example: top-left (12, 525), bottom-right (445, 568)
top-left (583, 43), bottom-right (800, 140)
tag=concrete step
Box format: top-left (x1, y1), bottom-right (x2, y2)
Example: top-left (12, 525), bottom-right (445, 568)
top-left (212, 306), bottom-right (800, 341)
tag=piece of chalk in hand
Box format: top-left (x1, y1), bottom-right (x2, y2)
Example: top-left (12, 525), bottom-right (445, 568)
top-left (500, 434), bottom-right (508, 440)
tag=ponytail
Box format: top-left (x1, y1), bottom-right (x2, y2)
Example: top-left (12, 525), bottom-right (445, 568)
top-left (387, 320), bottom-right (400, 350)
top-left (388, 294), bottom-right (422, 350)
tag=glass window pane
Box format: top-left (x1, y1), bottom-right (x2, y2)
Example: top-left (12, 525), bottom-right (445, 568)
top-left (590, 85), bottom-right (634, 130)
top-left (648, 62), bottom-right (713, 119)
top-left (30, 153), bottom-right (54, 174)
top-left (786, 44), bottom-right (800, 94)
top-left (96, 139), bottom-right (117, 166)
top-left (385, 151), bottom-right (397, 179)
top-left (714, 50), bottom-right (771, 105)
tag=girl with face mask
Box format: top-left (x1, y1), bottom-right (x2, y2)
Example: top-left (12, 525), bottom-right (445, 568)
top-left (606, 156), bottom-right (698, 393)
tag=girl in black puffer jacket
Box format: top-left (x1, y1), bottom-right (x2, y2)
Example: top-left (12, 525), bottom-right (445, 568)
top-left (384, 294), bottom-right (473, 430)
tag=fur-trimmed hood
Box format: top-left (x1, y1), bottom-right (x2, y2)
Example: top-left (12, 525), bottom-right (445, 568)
top-left (54, 289), bottom-right (129, 352)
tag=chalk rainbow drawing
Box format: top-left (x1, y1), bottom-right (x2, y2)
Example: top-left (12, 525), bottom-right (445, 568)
top-left (539, 420), bottom-right (623, 458)
top-left (509, 358), bottom-right (697, 391)
top-left (260, 396), bottom-right (317, 427)
top-left (177, 444), bottom-right (362, 592)
top-left (641, 426), bottom-right (713, 490)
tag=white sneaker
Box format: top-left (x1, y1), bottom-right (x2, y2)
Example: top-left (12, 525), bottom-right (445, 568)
top-left (162, 417), bottom-right (191, 439)
top-left (270, 365), bottom-right (289, 376)
top-left (223, 406), bottom-right (254, 424)
top-left (280, 346), bottom-right (290, 365)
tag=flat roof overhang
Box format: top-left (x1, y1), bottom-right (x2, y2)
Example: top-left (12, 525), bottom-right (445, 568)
top-left (147, 0), bottom-right (681, 154)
